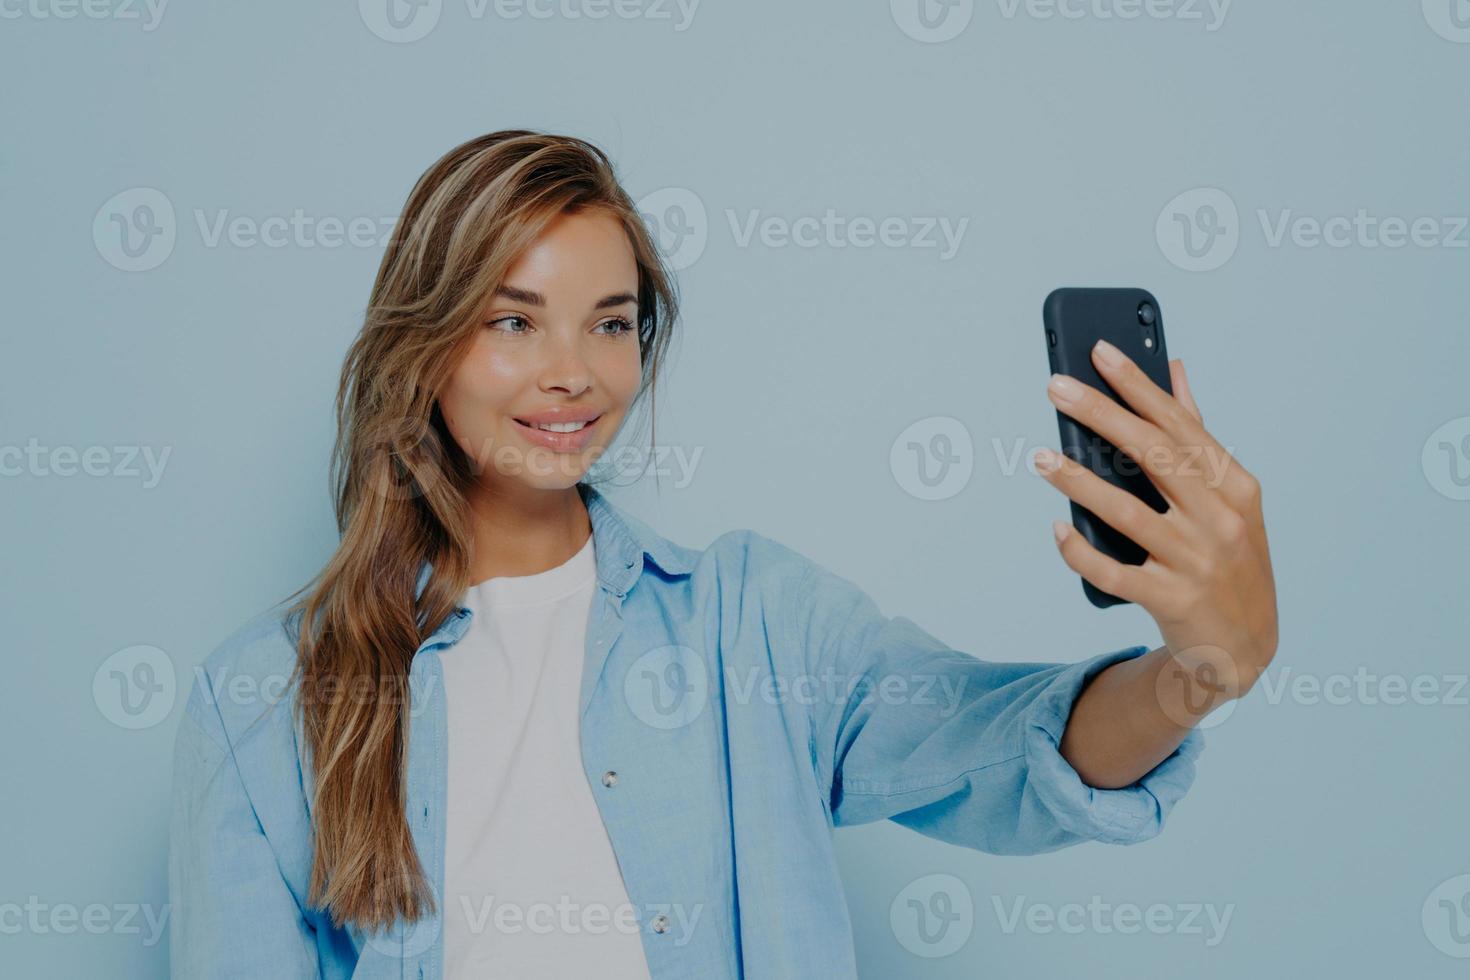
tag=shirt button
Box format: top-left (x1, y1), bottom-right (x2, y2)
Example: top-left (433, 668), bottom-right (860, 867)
top-left (651, 914), bottom-right (668, 933)
top-left (601, 770), bottom-right (618, 787)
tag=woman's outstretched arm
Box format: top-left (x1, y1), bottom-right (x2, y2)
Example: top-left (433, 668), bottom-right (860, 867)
top-left (772, 539), bottom-right (1205, 854)
top-left (1038, 346), bottom-right (1279, 790)
top-left (1058, 643), bottom-right (1234, 790)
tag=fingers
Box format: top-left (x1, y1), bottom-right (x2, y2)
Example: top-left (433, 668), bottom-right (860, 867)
top-left (1152, 359), bottom-right (1258, 514)
top-left (1163, 357), bottom-right (1261, 513)
top-left (1050, 519), bottom-right (1159, 607)
top-left (1169, 359), bottom-right (1203, 424)
top-left (1089, 343), bottom-right (1264, 512)
top-left (1046, 371), bottom-right (1208, 512)
top-left (1089, 339), bottom-right (1208, 445)
top-left (1033, 447), bottom-right (1193, 569)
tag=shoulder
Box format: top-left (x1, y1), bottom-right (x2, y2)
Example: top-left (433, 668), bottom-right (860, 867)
top-left (588, 482), bottom-right (831, 594)
top-left (706, 527), bottom-right (817, 583)
top-left (181, 602), bottom-right (302, 750)
top-left (679, 528), bottom-right (857, 621)
top-left (701, 529), bottom-right (888, 633)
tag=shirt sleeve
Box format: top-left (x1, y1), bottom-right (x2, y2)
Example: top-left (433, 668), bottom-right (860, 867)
top-left (168, 676), bottom-right (322, 979)
top-left (781, 553), bottom-right (1205, 853)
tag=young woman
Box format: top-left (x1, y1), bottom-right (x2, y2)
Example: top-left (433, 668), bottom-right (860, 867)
top-left (168, 130), bottom-right (1278, 979)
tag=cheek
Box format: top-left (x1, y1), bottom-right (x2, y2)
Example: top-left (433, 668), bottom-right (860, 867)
top-left (463, 334), bottom-right (526, 390)
top-left (603, 344), bottom-right (644, 401)
top-left (440, 345), bottom-right (522, 443)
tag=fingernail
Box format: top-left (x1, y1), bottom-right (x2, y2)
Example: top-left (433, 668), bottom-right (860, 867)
top-left (1048, 373), bottom-right (1082, 404)
top-left (1033, 448), bottom-right (1061, 474)
top-left (1052, 520), bottom-right (1072, 544)
top-left (1093, 339), bottom-right (1124, 368)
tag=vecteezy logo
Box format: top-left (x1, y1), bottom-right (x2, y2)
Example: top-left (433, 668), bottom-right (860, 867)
top-left (890, 873), bottom-right (974, 958)
top-left (93, 188), bottom-right (176, 272)
top-left (1422, 416), bottom-right (1470, 501)
top-left (1423, 874), bottom-right (1470, 957)
top-left (1156, 187), bottom-right (1240, 272)
top-left (889, 416), bottom-right (974, 501)
top-left (635, 187), bottom-right (708, 271)
top-left (890, 0), bottom-right (974, 43)
top-left (1153, 644), bottom-right (1239, 730)
top-left (359, 0), bottom-right (442, 42)
top-left (624, 645), bottom-right (708, 730)
top-left (93, 644), bottom-right (177, 729)
top-left (1423, 0), bottom-right (1470, 43)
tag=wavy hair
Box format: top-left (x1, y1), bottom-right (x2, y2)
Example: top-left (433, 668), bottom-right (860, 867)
top-left (278, 129), bottom-right (679, 931)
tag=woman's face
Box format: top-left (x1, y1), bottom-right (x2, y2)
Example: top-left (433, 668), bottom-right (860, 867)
top-left (439, 208), bottom-right (643, 493)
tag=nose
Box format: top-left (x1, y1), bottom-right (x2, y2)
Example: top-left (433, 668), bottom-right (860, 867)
top-left (538, 330), bottom-right (594, 396)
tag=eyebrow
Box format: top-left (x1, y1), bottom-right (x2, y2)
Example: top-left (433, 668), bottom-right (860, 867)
top-left (494, 285), bottom-right (638, 310)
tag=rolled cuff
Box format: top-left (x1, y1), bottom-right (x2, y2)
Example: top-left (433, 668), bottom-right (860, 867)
top-left (1022, 644), bottom-right (1206, 845)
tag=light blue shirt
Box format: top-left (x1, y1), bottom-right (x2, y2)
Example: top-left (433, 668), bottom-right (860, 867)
top-left (168, 482), bottom-right (1205, 979)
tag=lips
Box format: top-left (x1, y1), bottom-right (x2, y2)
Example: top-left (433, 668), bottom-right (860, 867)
top-left (512, 408), bottom-right (603, 426)
top-left (511, 413), bottom-right (603, 452)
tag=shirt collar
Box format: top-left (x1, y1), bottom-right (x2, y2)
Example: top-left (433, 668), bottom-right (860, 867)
top-left (412, 482), bottom-right (695, 607)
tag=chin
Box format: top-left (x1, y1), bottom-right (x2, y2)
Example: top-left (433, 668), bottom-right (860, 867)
top-left (511, 448), bottom-right (605, 491)
top-left (518, 467), bottom-right (590, 491)
top-left (486, 410), bottom-right (626, 491)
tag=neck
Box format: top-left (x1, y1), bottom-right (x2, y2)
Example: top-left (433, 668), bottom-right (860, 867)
top-left (462, 480), bottom-right (591, 585)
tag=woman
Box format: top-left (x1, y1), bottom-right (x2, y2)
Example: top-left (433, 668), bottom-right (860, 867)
top-left (167, 130), bottom-right (1278, 979)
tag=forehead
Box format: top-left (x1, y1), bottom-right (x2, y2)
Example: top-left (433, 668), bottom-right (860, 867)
top-left (500, 209), bottom-right (638, 301)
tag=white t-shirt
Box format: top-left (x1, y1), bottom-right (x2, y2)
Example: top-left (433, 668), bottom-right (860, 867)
top-left (438, 532), bottom-right (653, 980)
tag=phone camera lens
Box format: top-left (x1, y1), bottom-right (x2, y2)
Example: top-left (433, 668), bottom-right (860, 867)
top-left (1137, 302), bottom-right (1157, 326)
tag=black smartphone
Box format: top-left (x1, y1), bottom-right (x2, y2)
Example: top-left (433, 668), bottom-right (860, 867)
top-left (1042, 287), bottom-right (1173, 608)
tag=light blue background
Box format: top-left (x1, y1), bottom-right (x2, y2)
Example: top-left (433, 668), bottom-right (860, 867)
top-left (3, 1), bottom-right (1467, 976)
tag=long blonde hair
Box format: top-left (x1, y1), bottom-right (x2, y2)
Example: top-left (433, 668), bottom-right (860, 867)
top-left (279, 130), bottom-right (680, 932)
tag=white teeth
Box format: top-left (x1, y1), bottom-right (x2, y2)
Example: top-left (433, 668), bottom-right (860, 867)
top-left (534, 420), bottom-right (588, 433)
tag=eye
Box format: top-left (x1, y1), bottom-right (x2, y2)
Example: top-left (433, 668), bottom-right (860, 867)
top-left (487, 315), bottom-right (531, 335)
top-left (597, 316), bottom-right (635, 337)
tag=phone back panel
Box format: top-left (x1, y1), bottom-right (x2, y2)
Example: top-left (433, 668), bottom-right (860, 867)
top-left (1043, 287), bottom-right (1173, 607)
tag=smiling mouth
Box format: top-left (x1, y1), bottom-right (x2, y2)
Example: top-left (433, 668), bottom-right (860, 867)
top-left (513, 415), bottom-right (602, 433)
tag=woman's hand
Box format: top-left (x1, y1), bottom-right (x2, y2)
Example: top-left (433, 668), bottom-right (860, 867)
top-left (1033, 340), bottom-right (1279, 699)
